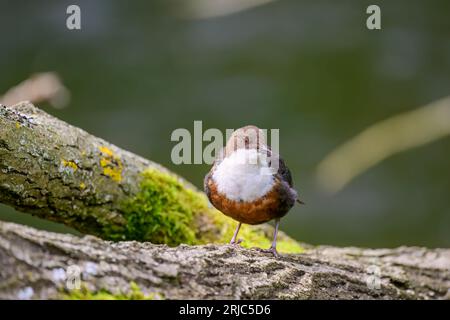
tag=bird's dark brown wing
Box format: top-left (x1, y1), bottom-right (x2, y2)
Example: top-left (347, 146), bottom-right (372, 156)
top-left (263, 145), bottom-right (293, 187)
top-left (278, 157), bottom-right (293, 188)
top-left (264, 145), bottom-right (304, 204)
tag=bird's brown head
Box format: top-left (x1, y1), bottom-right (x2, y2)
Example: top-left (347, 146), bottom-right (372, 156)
top-left (224, 125), bottom-right (266, 157)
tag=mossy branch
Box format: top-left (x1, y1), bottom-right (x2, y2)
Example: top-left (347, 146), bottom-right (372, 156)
top-left (0, 102), bottom-right (300, 251)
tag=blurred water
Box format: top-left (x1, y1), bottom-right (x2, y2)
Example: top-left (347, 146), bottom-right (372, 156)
top-left (1, 0), bottom-right (449, 247)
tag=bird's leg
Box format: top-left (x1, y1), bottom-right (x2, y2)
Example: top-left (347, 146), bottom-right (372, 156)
top-left (229, 222), bottom-right (243, 245)
top-left (268, 219), bottom-right (280, 257)
top-left (257, 219), bottom-right (280, 257)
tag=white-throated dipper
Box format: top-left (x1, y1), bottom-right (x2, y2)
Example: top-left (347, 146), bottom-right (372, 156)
top-left (204, 125), bottom-right (303, 257)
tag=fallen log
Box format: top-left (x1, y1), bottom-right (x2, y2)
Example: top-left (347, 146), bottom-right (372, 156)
top-left (0, 221), bottom-right (448, 299)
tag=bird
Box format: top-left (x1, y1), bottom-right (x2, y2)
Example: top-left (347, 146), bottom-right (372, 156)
top-left (204, 125), bottom-right (303, 257)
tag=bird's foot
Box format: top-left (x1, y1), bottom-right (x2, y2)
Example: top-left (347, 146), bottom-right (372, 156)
top-left (259, 246), bottom-right (280, 258)
top-left (229, 239), bottom-right (243, 246)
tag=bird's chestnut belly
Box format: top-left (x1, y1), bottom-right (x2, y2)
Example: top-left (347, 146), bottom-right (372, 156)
top-left (206, 178), bottom-right (290, 225)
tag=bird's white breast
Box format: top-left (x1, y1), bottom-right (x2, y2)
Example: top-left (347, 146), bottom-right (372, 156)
top-left (212, 149), bottom-right (274, 202)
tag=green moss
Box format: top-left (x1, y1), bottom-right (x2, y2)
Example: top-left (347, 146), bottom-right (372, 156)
top-left (63, 282), bottom-right (163, 300)
top-left (208, 212), bottom-right (304, 254)
top-left (105, 167), bottom-right (303, 253)
top-left (108, 168), bottom-right (206, 245)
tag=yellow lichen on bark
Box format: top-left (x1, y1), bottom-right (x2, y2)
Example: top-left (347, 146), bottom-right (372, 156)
top-left (99, 146), bottom-right (123, 182)
top-left (61, 159), bottom-right (78, 171)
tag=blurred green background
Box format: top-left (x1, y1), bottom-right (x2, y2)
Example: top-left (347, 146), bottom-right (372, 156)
top-left (1, 0), bottom-right (449, 247)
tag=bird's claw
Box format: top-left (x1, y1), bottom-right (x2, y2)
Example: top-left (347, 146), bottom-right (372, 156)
top-left (229, 239), bottom-right (243, 246)
top-left (259, 247), bottom-right (280, 258)
top-left (269, 247), bottom-right (280, 258)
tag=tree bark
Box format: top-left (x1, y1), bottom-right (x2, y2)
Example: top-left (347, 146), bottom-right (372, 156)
top-left (0, 221), bottom-right (448, 300)
top-left (0, 102), bottom-right (449, 300)
top-left (3, 101), bottom-right (204, 232)
top-left (0, 101), bottom-right (164, 236)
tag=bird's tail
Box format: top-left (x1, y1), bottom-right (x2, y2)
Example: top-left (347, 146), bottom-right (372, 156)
top-left (292, 189), bottom-right (305, 205)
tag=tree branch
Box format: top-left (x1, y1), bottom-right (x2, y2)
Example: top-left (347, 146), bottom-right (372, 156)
top-left (1, 102), bottom-right (249, 246)
top-left (0, 221), bottom-right (448, 299)
top-left (0, 101), bottom-right (160, 234)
